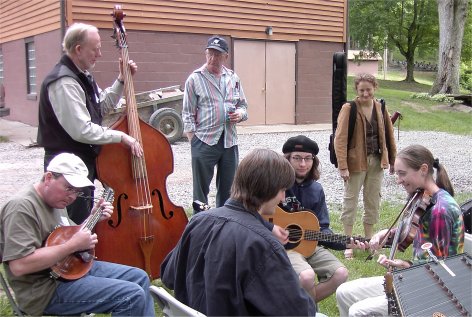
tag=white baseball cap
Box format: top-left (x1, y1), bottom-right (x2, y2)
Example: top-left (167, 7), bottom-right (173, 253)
top-left (46, 153), bottom-right (94, 188)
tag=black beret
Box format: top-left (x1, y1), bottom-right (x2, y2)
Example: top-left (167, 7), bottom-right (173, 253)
top-left (282, 135), bottom-right (319, 155)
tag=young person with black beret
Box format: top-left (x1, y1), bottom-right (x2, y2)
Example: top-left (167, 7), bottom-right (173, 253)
top-left (266, 135), bottom-right (366, 303)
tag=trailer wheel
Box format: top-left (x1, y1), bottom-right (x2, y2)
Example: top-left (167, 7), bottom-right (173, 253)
top-left (149, 108), bottom-right (184, 144)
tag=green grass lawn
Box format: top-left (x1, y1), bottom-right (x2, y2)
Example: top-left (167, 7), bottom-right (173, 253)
top-left (347, 71), bottom-right (472, 135)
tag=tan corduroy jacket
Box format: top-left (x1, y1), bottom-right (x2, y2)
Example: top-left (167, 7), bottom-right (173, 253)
top-left (334, 97), bottom-right (397, 172)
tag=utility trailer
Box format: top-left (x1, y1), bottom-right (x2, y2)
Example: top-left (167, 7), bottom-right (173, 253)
top-left (103, 85), bottom-right (184, 144)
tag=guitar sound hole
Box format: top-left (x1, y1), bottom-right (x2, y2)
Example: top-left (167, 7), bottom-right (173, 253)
top-left (287, 224), bottom-right (303, 243)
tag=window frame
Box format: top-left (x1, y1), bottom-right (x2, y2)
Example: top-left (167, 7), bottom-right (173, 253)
top-left (25, 37), bottom-right (37, 100)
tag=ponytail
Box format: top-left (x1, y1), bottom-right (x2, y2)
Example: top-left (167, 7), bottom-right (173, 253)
top-left (397, 145), bottom-right (455, 196)
top-left (434, 160), bottom-right (454, 197)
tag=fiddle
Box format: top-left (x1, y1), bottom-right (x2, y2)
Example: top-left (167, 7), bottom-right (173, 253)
top-left (371, 189), bottom-right (431, 315)
top-left (393, 188), bottom-right (432, 251)
top-left (366, 189), bottom-right (432, 261)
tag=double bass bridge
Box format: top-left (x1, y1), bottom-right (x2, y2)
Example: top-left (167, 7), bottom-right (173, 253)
top-left (129, 204), bottom-right (154, 212)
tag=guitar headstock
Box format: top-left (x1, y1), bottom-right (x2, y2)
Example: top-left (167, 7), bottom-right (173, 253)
top-left (101, 187), bottom-right (115, 203)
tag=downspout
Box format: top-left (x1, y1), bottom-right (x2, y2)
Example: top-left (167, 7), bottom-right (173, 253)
top-left (60, 0), bottom-right (66, 51)
top-left (345, 0), bottom-right (349, 53)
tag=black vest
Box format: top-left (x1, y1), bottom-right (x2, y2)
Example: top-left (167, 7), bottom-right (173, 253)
top-left (37, 55), bottom-right (102, 158)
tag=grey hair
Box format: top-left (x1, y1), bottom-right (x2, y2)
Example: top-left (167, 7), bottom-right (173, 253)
top-left (62, 23), bottom-right (98, 54)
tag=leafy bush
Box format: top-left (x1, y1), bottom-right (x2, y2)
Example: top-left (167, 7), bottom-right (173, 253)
top-left (460, 61), bottom-right (472, 91)
top-left (410, 92), bottom-right (454, 103)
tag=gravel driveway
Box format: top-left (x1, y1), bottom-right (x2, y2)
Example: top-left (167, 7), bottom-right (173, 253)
top-left (1, 129), bottom-right (471, 212)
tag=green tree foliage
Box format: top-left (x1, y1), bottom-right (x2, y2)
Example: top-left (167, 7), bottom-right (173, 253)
top-left (459, 3), bottom-right (472, 91)
top-left (349, 0), bottom-right (438, 82)
top-left (462, 4), bottom-right (472, 63)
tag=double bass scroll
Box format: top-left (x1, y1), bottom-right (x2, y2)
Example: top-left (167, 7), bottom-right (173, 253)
top-left (95, 5), bottom-right (188, 279)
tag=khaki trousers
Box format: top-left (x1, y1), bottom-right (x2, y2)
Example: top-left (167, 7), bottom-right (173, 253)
top-left (340, 154), bottom-right (383, 226)
top-left (336, 275), bottom-right (388, 316)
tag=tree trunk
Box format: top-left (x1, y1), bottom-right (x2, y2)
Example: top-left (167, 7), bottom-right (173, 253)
top-left (405, 52), bottom-right (416, 82)
top-left (431, 0), bottom-right (469, 94)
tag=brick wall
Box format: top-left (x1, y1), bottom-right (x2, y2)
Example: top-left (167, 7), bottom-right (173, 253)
top-left (296, 41), bottom-right (344, 124)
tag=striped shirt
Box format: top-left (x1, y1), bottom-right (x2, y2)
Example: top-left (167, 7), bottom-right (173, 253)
top-left (182, 64), bottom-right (248, 147)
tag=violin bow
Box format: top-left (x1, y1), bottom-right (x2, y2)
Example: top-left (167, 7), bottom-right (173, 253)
top-left (365, 189), bottom-right (422, 261)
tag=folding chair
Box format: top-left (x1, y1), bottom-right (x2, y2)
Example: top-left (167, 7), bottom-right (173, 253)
top-left (0, 262), bottom-right (24, 316)
top-left (149, 285), bottom-right (206, 317)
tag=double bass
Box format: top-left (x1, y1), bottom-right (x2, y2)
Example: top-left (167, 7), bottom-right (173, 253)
top-left (95, 6), bottom-right (188, 279)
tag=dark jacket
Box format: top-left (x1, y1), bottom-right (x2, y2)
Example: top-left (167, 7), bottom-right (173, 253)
top-left (161, 199), bottom-right (317, 316)
top-left (281, 179), bottom-right (346, 250)
top-left (37, 55), bottom-right (102, 158)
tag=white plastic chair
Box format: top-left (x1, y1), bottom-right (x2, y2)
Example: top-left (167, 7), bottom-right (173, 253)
top-left (149, 285), bottom-right (206, 317)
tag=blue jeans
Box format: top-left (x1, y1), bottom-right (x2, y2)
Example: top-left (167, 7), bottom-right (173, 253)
top-left (44, 261), bottom-right (155, 316)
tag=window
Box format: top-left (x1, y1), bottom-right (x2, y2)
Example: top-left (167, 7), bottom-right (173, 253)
top-left (0, 47), bottom-right (4, 108)
top-left (0, 48), bottom-right (3, 85)
top-left (25, 39), bottom-right (36, 95)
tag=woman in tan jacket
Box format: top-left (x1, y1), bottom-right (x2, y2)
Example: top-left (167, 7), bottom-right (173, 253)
top-left (334, 73), bottom-right (396, 259)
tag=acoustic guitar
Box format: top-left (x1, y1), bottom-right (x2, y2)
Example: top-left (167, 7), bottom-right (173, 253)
top-left (192, 201), bottom-right (368, 258)
top-left (45, 188), bottom-right (114, 280)
top-left (263, 206), bottom-right (368, 257)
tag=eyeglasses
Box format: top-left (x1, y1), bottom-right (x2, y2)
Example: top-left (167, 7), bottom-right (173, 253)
top-left (64, 185), bottom-right (85, 197)
top-left (291, 156), bottom-right (314, 163)
top-left (206, 50), bottom-right (226, 58)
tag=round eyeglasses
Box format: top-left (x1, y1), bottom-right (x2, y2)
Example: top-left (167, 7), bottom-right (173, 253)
top-left (291, 156), bottom-right (314, 163)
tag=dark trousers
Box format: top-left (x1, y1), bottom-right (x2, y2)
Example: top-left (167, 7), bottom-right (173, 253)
top-left (190, 135), bottom-right (238, 213)
top-left (44, 151), bottom-right (96, 224)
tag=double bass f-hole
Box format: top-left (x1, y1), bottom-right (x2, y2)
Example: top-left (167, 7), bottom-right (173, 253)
top-left (105, 192), bottom-right (127, 228)
top-left (151, 189), bottom-right (174, 219)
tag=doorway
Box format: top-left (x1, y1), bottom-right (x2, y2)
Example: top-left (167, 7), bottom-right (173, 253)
top-left (233, 40), bottom-right (296, 125)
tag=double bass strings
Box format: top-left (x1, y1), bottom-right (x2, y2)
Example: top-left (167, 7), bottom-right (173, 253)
top-left (118, 26), bottom-right (154, 237)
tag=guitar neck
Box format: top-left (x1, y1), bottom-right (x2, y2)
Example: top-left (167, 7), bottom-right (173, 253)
top-left (82, 208), bottom-right (104, 231)
top-left (304, 230), bottom-right (368, 244)
top-left (82, 188), bottom-right (114, 230)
